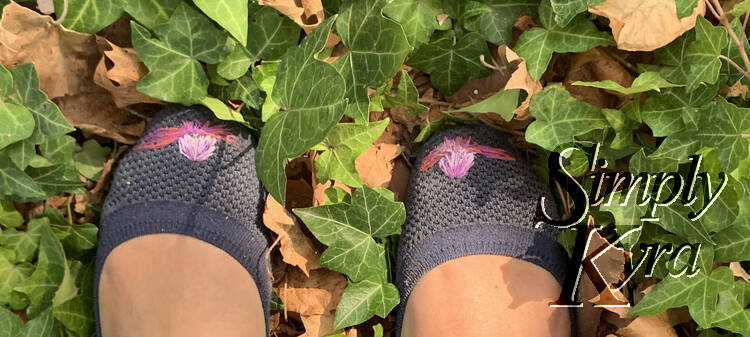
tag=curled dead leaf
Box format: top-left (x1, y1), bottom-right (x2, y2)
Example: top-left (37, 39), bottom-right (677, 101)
top-left (564, 48), bottom-right (634, 108)
top-left (500, 45), bottom-right (542, 120)
top-left (722, 79), bottom-right (749, 99)
top-left (0, 2), bottom-right (96, 98)
top-left (277, 268), bottom-right (347, 316)
top-left (588, 0), bottom-right (706, 51)
top-left (93, 37), bottom-right (162, 108)
top-left (355, 143), bottom-right (404, 189)
top-left (263, 195), bottom-right (322, 276)
top-left (299, 312), bottom-right (340, 337)
top-left (617, 311), bottom-right (678, 337)
top-left (258, 0), bottom-right (324, 33)
top-left (730, 261), bottom-right (750, 282)
top-left (0, 3), bottom-right (146, 144)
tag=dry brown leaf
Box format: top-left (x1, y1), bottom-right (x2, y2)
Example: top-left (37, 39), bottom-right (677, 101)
top-left (0, 3), bottom-right (96, 98)
top-left (93, 37), bottom-right (162, 107)
top-left (36, 0), bottom-right (54, 14)
top-left (0, 3), bottom-right (146, 144)
top-left (588, 0), bottom-right (706, 51)
top-left (723, 79), bottom-right (749, 99)
top-left (730, 262), bottom-right (750, 282)
top-left (617, 311), bottom-right (678, 337)
top-left (312, 180), bottom-right (351, 206)
top-left (500, 45), bottom-right (542, 119)
top-left (263, 195), bottom-right (322, 276)
top-left (258, 0), bottom-right (324, 33)
top-left (577, 216), bottom-right (629, 337)
top-left (299, 312), bottom-right (340, 337)
top-left (565, 48), bottom-right (634, 108)
top-left (277, 268), bottom-right (347, 316)
top-left (355, 143), bottom-right (404, 189)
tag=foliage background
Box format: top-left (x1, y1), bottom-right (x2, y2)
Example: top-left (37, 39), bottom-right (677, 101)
top-left (0, 0), bottom-right (749, 336)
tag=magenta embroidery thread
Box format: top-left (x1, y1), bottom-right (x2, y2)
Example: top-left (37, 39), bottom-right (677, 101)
top-left (135, 120), bottom-right (235, 162)
top-left (421, 136), bottom-right (515, 179)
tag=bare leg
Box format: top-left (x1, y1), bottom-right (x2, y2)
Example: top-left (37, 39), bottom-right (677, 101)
top-left (401, 255), bottom-right (570, 337)
top-left (98, 234), bottom-right (265, 337)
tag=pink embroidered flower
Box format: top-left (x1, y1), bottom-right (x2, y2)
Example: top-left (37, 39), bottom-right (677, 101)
top-left (421, 136), bottom-right (514, 179)
top-left (178, 134), bottom-right (217, 161)
top-left (136, 120), bottom-right (235, 161)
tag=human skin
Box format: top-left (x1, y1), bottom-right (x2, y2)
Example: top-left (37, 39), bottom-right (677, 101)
top-left (400, 254), bottom-right (571, 337)
top-left (99, 238), bottom-right (568, 337)
top-left (98, 233), bottom-right (266, 337)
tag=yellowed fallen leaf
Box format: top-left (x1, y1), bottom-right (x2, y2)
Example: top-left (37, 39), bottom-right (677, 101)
top-left (0, 3), bottom-right (146, 144)
top-left (730, 261), bottom-right (750, 282)
top-left (277, 268), bottom-right (347, 316)
top-left (300, 312), bottom-right (340, 337)
top-left (723, 79), bottom-right (749, 99)
top-left (94, 37), bottom-right (162, 108)
top-left (617, 311), bottom-right (678, 337)
top-left (589, 0), bottom-right (705, 51)
top-left (312, 180), bottom-right (351, 206)
top-left (500, 45), bottom-right (542, 120)
top-left (263, 195), bottom-right (321, 276)
top-left (355, 143), bottom-right (404, 189)
top-left (0, 2), bottom-right (95, 98)
top-left (258, 0), bottom-right (324, 33)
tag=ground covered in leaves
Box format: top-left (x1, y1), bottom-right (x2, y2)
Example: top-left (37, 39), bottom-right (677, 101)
top-left (0, 0), bottom-right (749, 336)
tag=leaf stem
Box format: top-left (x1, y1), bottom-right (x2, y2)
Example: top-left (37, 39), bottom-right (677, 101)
top-left (55, 0), bottom-right (69, 24)
top-left (719, 55), bottom-right (750, 80)
top-left (709, 0), bottom-right (750, 73)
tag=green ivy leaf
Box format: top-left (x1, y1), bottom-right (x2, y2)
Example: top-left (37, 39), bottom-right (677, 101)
top-left (217, 42), bottom-right (253, 80)
top-left (676, 0), bottom-right (699, 18)
top-left (600, 191), bottom-right (646, 251)
top-left (573, 72), bottom-right (680, 95)
top-left (8, 64), bottom-right (74, 144)
top-left (193, 0), bottom-right (248, 45)
top-left (247, 6), bottom-right (301, 61)
top-left (211, 73), bottom-right (262, 110)
top-left (333, 0), bottom-right (410, 121)
top-left (26, 165), bottom-right (85, 197)
top-left (333, 278), bottom-right (399, 329)
top-left (712, 281), bottom-right (750, 335)
top-left (14, 222), bottom-right (66, 319)
top-left (0, 199), bottom-right (23, 228)
top-left (631, 264), bottom-right (733, 328)
top-left (131, 4), bottom-right (230, 105)
top-left (407, 31), bottom-right (491, 95)
top-left (382, 0), bottom-right (441, 48)
top-left (0, 253), bottom-right (33, 306)
top-left (293, 185), bottom-right (406, 282)
top-left (526, 86), bottom-right (609, 151)
top-left (63, 223), bottom-right (98, 251)
top-left (255, 17), bottom-right (346, 205)
top-left (451, 89), bottom-right (520, 121)
top-left (53, 296), bottom-right (95, 337)
top-left (549, 0), bottom-right (587, 27)
top-left (38, 135), bottom-right (75, 166)
top-left (0, 306), bottom-right (23, 337)
top-left (16, 307), bottom-right (54, 337)
top-left (695, 98), bottom-right (750, 173)
top-left (721, 18), bottom-right (750, 84)
top-left (713, 222), bottom-right (750, 262)
top-left (0, 103), bottom-right (34, 151)
top-left (4, 139), bottom-right (36, 171)
top-left (0, 218), bottom-right (42, 263)
top-left (0, 154), bottom-right (44, 200)
top-left (641, 84), bottom-right (718, 137)
top-left (727, 0), bottom-right (750, 16)
top-left (515, 0), bottom-right (614, 80)
top-left (685, 17), bottom-right (728, 91)
top-left (73, 140), bottom-right (112, 181)
top-left (383, 70), bottom-right (429, 115)
top-left (463, 0), bottom-right (539, 45)
top-left (314, 119), bottom-right (389, 187)
top-left (53, 0), bottom-right (124, 34)
top-left (123, 0), bottom-right (181, 29)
